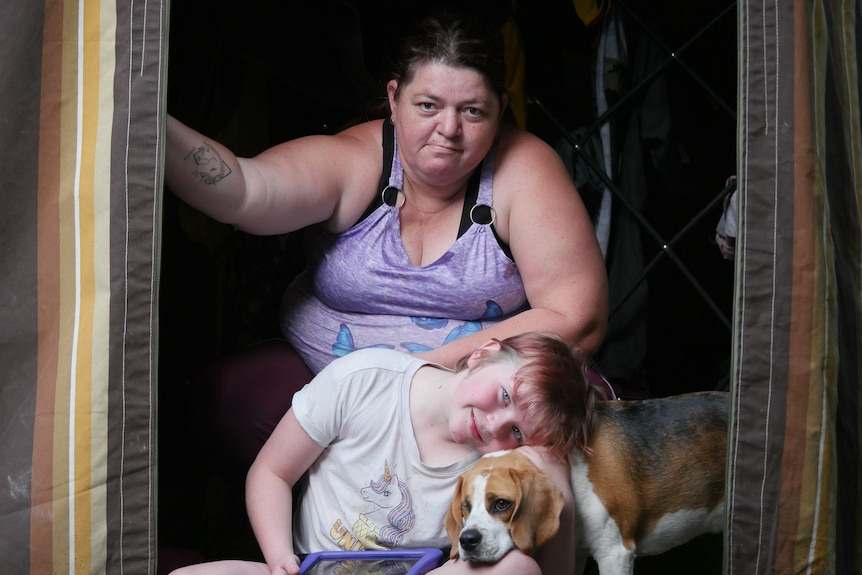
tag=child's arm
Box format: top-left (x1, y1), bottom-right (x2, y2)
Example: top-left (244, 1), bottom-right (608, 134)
top-left (245, 409), bottom-right (325, 575)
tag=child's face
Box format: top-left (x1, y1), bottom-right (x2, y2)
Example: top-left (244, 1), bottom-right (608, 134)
top-left (449, 360), bottom-right (533, 454)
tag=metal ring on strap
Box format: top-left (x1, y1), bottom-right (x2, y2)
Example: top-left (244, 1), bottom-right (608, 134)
top-left (469, 203), bottom-right (496, 225)
top-left (381, 185), bottom-right (406, 209)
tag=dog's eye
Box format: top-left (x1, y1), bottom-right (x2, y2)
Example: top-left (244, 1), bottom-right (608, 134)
top-left (492, 498), bottom-right (512, 513)
top-left (461, 501), bottom-right (471, 513)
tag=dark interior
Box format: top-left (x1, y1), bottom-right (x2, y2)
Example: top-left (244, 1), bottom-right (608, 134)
top-left (158, 0), bottom-right (736, 572)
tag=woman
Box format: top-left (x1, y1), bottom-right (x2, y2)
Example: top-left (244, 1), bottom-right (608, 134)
top-left (165, 12), bottom-right (607, 472)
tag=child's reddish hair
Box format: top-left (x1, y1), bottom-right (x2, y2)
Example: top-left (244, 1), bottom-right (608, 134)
top-left (455, 332), bottom-right (600, 461)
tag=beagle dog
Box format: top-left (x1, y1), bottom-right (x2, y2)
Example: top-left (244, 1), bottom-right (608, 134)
top-left (444, 449), bottom-right (564, 563)
top-left (446, 391), bottom-right (728, 575)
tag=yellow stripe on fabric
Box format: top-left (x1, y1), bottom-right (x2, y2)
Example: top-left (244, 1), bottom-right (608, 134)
top-left (42, 0), bottom-right (117, 571)
top-left (89, 0), bottom-right (117, 569)
top-left (69, 0), bottom-right (118, 572)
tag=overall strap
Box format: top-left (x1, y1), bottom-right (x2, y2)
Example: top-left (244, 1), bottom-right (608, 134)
top-left (358, 120), bottom-right (397, 222)
top-left (457, 144), bottom-right (511, 258)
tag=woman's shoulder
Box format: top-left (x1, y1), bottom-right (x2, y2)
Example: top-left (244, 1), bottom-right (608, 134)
top-left (334, 118), bottom-right (385, 148)
top-left (491, 125), bottom-right (572, 197)
top-left (495, 124), bottom-right (561, 163)
top-left (314, 119), bottom-right (387, 231)
top-left (488, 125), bottom-right (580, 239)
top-left (298, 119), bottom-right (383, 165)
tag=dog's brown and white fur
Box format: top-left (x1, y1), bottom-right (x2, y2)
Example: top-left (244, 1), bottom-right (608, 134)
top-left (445, 450), bottom-right (564, 563)
top-left (445, 391), bottom-right (728, 575)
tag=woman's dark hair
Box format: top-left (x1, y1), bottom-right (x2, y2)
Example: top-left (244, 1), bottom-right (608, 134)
top-left (390, 11), bottom-right (507, 102)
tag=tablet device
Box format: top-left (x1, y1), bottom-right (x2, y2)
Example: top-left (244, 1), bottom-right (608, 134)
top-left (299, 548), bottom-right (444, 575)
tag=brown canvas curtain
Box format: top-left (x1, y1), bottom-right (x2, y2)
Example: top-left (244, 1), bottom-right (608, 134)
top-left (729, 0), bottom-right (862, 574)
top-left (0, 0), bottom-right (166, 573)
top-left (1, 0), bottom-right (861, 574)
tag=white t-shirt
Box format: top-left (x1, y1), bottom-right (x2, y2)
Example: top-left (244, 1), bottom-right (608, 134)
top-left (291, 348), bottom-right (481, 554)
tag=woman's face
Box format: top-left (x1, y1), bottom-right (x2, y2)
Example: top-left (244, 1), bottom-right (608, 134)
top-left (388, 61), bottom-right (505, 189)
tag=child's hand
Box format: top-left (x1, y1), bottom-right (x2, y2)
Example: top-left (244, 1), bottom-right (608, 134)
top-left (269, 552), bottom-right (302, 575)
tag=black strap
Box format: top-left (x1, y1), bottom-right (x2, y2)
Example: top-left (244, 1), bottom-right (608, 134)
top-left (377, 120), bottom-right (396, 195)
top-left (357, 121), bottom-right (396, 222)
top-left (457, 173), bottom-right (511, 259)
top-left (457, 169), bottom-right (483, 236)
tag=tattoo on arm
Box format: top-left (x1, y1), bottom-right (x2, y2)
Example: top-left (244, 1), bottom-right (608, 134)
top-left (186, 142), bottom-right (232, 185)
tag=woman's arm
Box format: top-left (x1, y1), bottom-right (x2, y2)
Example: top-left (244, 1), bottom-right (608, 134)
top-left (497, 129), bottom-right (609, 354)
top-left (164, 115), bottom-right (382, 235)
top-left (245, 409), bottom-right (325, 575)
top-left (417, 129), bottom-right (608, 368)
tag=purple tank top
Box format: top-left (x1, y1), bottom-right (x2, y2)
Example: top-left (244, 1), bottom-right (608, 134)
top-left (280, 123), bottom-right (527, 373)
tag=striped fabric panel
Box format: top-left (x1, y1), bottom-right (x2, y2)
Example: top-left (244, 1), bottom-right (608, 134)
top-left (731, 1), bottom-right (861, 573)
top-left (823, 1), bottom-right (862, 571)
top-left (0, 0), bottom-right (165, 574)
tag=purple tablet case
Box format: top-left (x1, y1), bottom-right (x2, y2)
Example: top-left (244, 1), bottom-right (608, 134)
top-left (299, 547), bottom-right (444, 575)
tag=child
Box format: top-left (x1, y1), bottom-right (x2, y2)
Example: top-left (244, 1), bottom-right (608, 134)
top-left (171, 333), bottom-right (598, 575)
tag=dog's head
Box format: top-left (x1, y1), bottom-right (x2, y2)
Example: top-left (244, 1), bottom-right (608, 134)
top-left (444, 450), bottom-right (564, 563)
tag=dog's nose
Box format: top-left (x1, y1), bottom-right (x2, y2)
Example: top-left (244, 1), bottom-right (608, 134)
top-left (459, 528), bottom-right (482, 551)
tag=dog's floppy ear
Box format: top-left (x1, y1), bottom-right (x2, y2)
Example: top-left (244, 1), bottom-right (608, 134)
top-left (445, 475), bottom-right (467, 559)
top-left (509, 465), bottom-right (564, 555)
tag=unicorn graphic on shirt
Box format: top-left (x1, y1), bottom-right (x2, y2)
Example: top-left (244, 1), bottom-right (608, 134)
top-left (352, 462), bottom-right (415, 549)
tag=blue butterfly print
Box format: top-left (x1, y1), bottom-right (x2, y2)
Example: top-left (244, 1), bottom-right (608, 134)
top-left (410, 317), bottom-right (449, 330)
top-left (481, 300), bottom-right (504, 319)
top-left (401, 342), bottom-right (432, 354)
top-left (400, 301), bottom-right (504, 355)
top-left (332, 324), bottom-right (394, 358)
top-left (401, 320), bottom-right (483, 355)
top-left (442, 321), bottom-right (482, 344)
